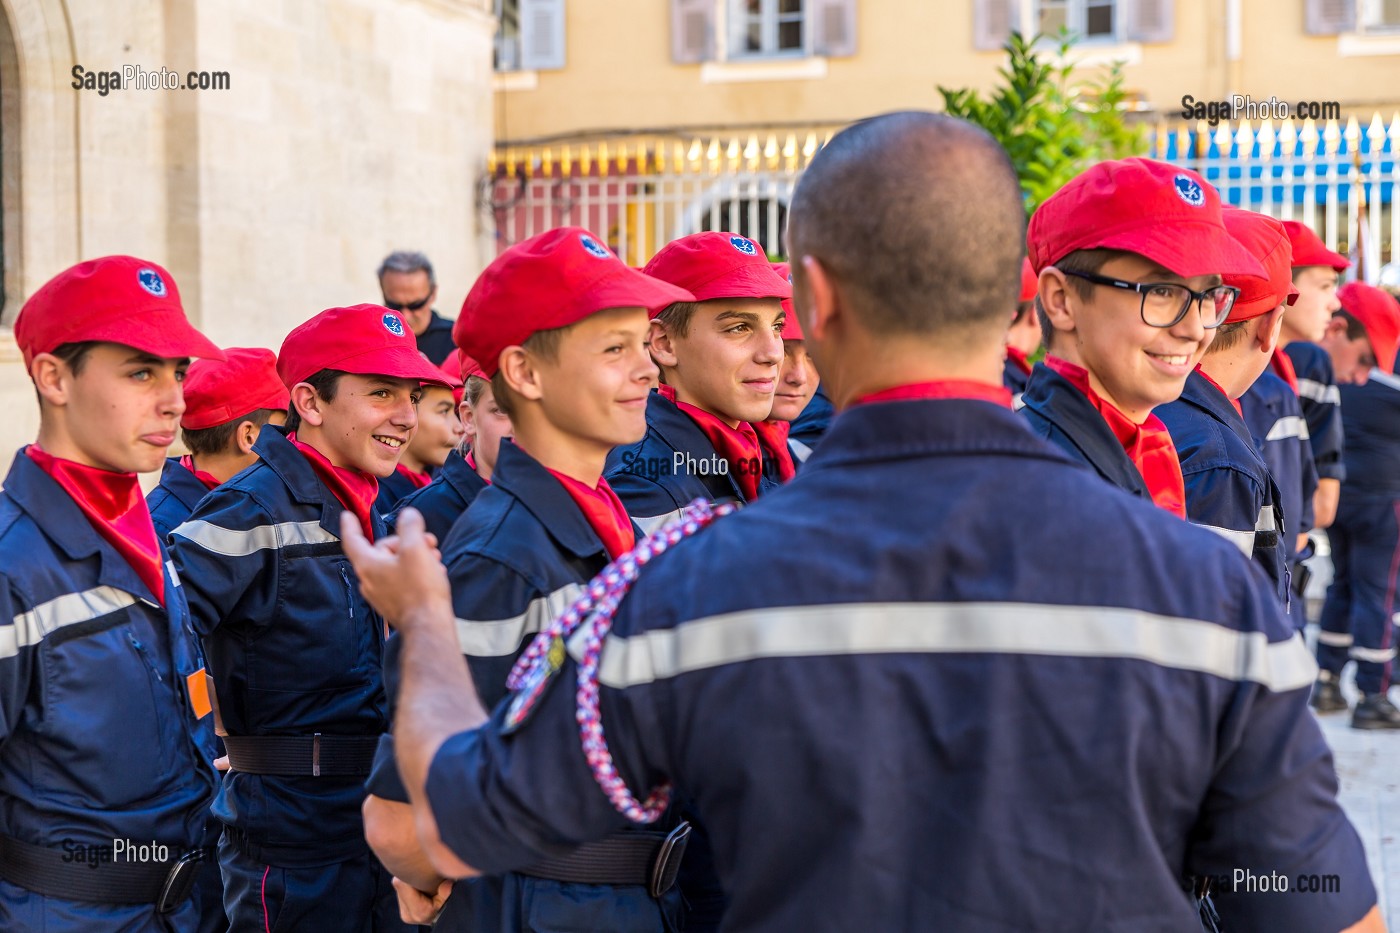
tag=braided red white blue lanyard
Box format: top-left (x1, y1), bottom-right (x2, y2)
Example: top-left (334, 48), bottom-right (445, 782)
top-left (505, 498), bottom-right (739, 823)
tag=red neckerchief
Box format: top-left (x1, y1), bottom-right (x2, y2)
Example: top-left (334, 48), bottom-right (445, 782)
top-left (545, 469), bottom-right (636, 560)
top-left (26, 445), bottom-right (166, 604)
top-left (854, 380), bottom-right (1014, 408)
top-left (752, 419), bottom-right (796, 483)
top-left (1195, 366), bottom-right (1244, 418)
top-left (1270, 348), bottom-right (1300, 394)
top-left (178, 455), bottom-right (221, 492)
top-left (395, 463), bottom-right (432, 490)
top-left (287, 433), bottom-right (379, 541)
top-left (1043, 357), bottom-right (1187, 519)
top-left (464, 449), bottom-right (490, 483)
top-left (657, 384), bottom-right (763, 501)
top-left (1006, 347), bottom-right (1033, 376)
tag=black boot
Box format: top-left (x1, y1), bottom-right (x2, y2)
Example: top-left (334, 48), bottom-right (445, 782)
top-left (1310, 675), bottom-right (1348, 714)
top-left (1351, 693), bottom-right (1400, 730)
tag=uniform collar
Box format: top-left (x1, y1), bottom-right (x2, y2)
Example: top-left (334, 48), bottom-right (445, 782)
top-left (1177, 369), bottom-right (1256, 449)
top-left (1019, 363), bottom-right (1152, 498)
top-left (424, 310), bottom-right (454, 334)
top-left (489, 440), bottom-right (617, 560)
top-left (250, 424), bottom-right (386, 541)
top-left (644, 389), bottom-right (746, 500)
top-left (159, 457), bottom-right (215, 511)
top-left (438, 449), bottom-right (489, 500)
top-left (1, 451), bottom-right (164, 603)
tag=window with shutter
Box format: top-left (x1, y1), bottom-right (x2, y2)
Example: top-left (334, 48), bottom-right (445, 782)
top-left (1033, 0), bottom-right (1130, 42)
top-left (728, 0), bottom-right (807, 58)
top-left (519, 0), bottom-right (566, 70)
top-left (811, 0), bottom-right (857, 56)
top-left (1124, 0), bottom-right (1173, 42)
top-left (1305, 0), bottom-right (1356, 33)
top-left (672, 0), bottom-right (718, 63)
top-left (973, 0), bottom-right (1017, 51)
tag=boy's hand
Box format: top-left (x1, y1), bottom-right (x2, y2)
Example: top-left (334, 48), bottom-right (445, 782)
top-left (392, 876), bottom-right (452, 925)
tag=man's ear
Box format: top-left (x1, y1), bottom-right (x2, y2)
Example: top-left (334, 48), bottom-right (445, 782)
top-left (498, 346), bottom-right (544, 404)
top-left (235, 419), bottom-right (261, 456)
top-left (290, 384), bottom-right (327, 428)
top-left (1038, 267), bottom-right (1079, 340)
top-left (29, 353), bottom-right (72, 409)
top-left (647, 319), bottom-right (679, 369)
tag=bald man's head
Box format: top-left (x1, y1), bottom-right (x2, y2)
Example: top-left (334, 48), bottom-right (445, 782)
top-left (787, 112), bottom-right (1025, 341)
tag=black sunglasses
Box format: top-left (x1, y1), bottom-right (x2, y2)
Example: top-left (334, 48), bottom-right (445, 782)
top-left (382, 292), bottom-right (433, 313)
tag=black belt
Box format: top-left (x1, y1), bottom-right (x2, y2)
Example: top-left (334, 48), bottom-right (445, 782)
top-left (223, 734), bottom-right (380, 777)
top-left (0, 834), bottom-right (207, 913)
top-left (518, 823), bottom-right (690, 898)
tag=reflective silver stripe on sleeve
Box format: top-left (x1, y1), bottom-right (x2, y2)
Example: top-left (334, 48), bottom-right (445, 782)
top-left (1350, 646), bottom-right (1398, 664)
top-left (165, 560), bottom-right (181, 589)
top-left (1, 586), bottom-right (138, 659)
top-left (1296, 379), bottom-right (1340, 405)
top-left (1264, 416), bottom-right (1310, 441)
top-left (455, 582), bottom-right (584, 657)
top-left (1011, 393), bottom-right (1026, 411)
top-left (788, 438), bottom-right (814, 463)
top-left (584, 601), bottom-right (1316, 694)
top-left (634, 510), bottom-right (685, 536)
top-left (1255, 507), bottom-right (1278, 534)
top-left (1316, 631), bottom-right (1354, 647)
top-left (1194, 523), bottom-right (1256, 556)
top-left (1370, 368), bottom-right (1400, 391)
top-left (170, 519), bottom-right (339, 557)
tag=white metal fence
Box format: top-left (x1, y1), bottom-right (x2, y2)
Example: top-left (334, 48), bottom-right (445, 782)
top-left (483, 115), bottom-right (1400, 273)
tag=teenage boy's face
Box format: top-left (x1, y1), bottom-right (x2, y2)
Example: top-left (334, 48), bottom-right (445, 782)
top-left (405, 385), bottom-right (463, 470)
top-left (39, 342), bottom-right (188, 474)
top-left (1066, 254), bottom-right (1216, 421)
top-left (462, 382), bottom-right (512, 478)
top-left (1321, 320), bottom-right (1376, 385)
top-left (536, 305), bottom-right (658, 450)
top-left (659, 298), bottom-right (785, 426)
top-left (770, 339), bottom-right (817, 422)
top-left (1286, 266), bottom-right (1342, 343)
top-left (308, 374), bottom-right (421, 476)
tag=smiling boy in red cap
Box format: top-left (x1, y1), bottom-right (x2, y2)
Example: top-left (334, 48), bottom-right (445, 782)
top-left (0, 256), bottom-right (223, 931)
top-left (1313, 281), bottom-right (1400, 728)
top-left (1020, 158), bottom-right (1265, 516)
top-left (605, 232), bottom-right (790, 531)
top-left (1003, 257), bottom-right (1041, 401)
top-left (374, 363), bottom-right (464, 516)
top-left (754, 261), bottom-right (818, 482)
top-left (168, 304), bottom-right (449, 932)
top-left (361, 227), bottom-right (695, 931)
top-left (1154, 209), bottom-right (1296, 608)
top-left (148, 347), bottom-right (290, 541)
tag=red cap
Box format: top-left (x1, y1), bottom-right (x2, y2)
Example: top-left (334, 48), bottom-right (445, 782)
top-left (643, 232), bottom-right (791, 309)
top-left (1281, 221), bottom-right (1350, 272)
top-left (1338, 281), bottom-right (1400, 374)
top-left (278, 304), bottom-right (452, 389)
top-left (1019, 257), bottom-right (1038, 303)
top-left (770, 262), bottom-right (804, 340)
top-left (15, 255), bottom-right (224, 371)
top-left (1027, 158), bottom-right (1266, 280)
top-left (455, 227), bottom-right (694, 378)
top-left (1220, 210), bottom-right (1300, 323)
top-left (182, 348), bottom-right (292, 430)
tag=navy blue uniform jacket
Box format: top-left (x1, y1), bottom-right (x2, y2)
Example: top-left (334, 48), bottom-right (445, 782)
top-left (148, 457), bottom-right (213, 542)
top-left (385, 449), bottom-right (487, 541)
top-left (170, 426), bottom-right (389, 865)
top-left (1242, 372), bottom-right (1318, 564)
top-left (1286, 341), bottom-right (1347, 483)
top-left (0, 451), bottom-right (218, 931)
top-left (422, 395), bottom-right (1372, 932)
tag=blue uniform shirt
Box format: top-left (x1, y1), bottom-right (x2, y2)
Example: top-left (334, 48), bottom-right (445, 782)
top-left (0, 451), bottom-right (218, 931)
top-left (423, 396), bottom-right (1372, 932)
top-left (1019, 362), bottom-right (1153, 503)
top-left (1285, 341), bottom-right (1346, 483)
top-left (385, 449), bottom-right (487, 540)
top-left (169, 426), bottom-right (389, 865)
top-left (1338, 369), bottom-right (1400, 495)
top-left (788, 384), bottom-right (832, 452)
top-left (1242, 372), bottom-right (1318, 564)
top-left (1002, 355), bottom-right (1031, 401)
top-left (605, 390), bottom-right (778, 533)
top-left (374, 466), bottom-right (422, 517)
top-left (147, 456), bottom-right (213, 542)
top-left (1156, 370), bottom-right (1289, 606)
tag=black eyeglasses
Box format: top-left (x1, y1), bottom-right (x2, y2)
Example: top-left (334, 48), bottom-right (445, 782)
top-left (1062, 271), bottom-right (1239, 329)
top-left (382, 292), bottom-right (433, 313)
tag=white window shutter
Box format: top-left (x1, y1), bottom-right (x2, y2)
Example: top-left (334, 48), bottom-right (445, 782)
top-left (672, 0), bottom-right (717, 63)
top-left (1304, 0), bottom-right (1356, 33)
top-left (1124, 0), bottom-right (1175, 42)
top-left (973, 0), bottom-right (1017, 51)
top-left (811, 0), bottom-right (857, 57)
top-left (519, 0), bottom-right (566, 70)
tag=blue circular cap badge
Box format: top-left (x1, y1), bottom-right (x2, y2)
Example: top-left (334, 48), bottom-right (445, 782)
top-left (137, 268), bottom-right (166, 297)
top-left (730, 236), bottom-right (757, 255)
top-left (382, 312), bottom-right (405, 337)
top-left (1173, 174), bottom-right (1206, 207)
top-left (579, 234), bottom-right (612, 259)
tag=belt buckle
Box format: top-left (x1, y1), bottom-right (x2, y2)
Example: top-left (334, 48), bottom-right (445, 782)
top-left (648, 821), bottom-right (691, 899)
top-left (156, 849), bottom-right (205, 914)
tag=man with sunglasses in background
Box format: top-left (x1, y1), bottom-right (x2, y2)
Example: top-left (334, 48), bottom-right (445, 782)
top-left (378, 250), bottom-right (457, 365)
top-left (1021, 158), bottom-right (1265, 518)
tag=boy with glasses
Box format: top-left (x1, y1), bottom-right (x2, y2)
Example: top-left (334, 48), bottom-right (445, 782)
top-left (1021, 158), bottom-right (1264, 515)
